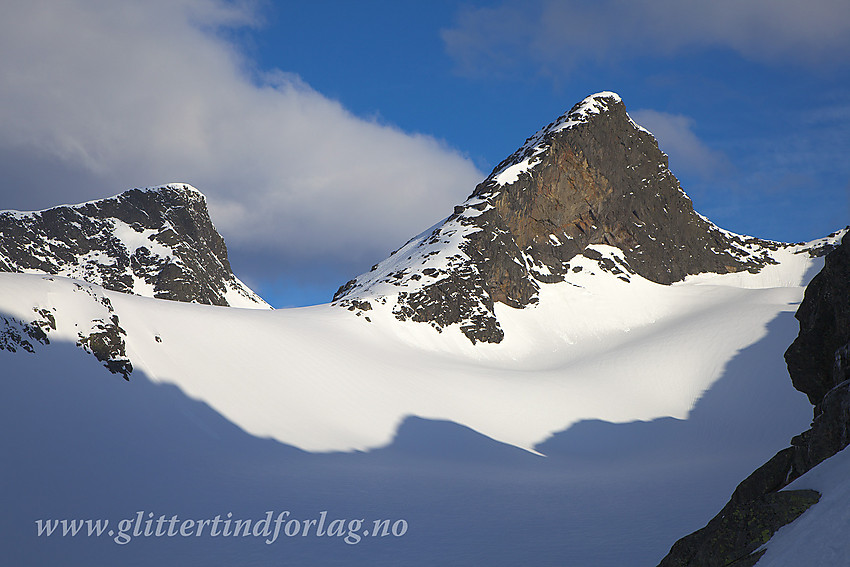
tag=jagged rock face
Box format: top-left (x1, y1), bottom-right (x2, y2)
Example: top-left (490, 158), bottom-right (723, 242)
top-left (785, 232), bottom-right (850, 407)
top-left (657, 486), bottom-right (819, 567)
top-left (472, 94), bottom-right (779, 287)
top-left (656, 441), bottom-right (821, 567)
top-left (783, 231), bottom-right (850, 479)
top-left (334, 92), bottom-right (780, 343)
top-left (788, 383), bottom-right (850, 478)
top-left (0, 184), bottom-right (268, 308)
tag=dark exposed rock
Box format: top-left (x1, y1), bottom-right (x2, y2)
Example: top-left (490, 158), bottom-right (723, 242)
top-left (655, 430), bottom-right (825, 567)
top-left (0, 315), bottom-right (51, 353)
top-left (785, 232), bottom-right (850, 407)
top-left (66, 280), bottom-right (134, 379)
top-left (334, 93), bottom-right (785, 343)
top-left (781, 233), bottom-right (850, 481)
top-left (656, 231), bottom-right (850, 567)
top-left (787, 381), bottom-right (850, 479)
top-left (392, 266), bottom-right (505, 344)
top-left (1, 277), bottom-right (134, 380)
top-left (76, 314), bottom-right (133, 381)
top-left (657, 489), bottom-right (820, 567)
top-left (0, 184), bottom-right (267, 308)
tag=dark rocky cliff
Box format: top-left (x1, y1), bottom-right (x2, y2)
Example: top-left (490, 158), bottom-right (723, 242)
top-left (656, 232), bottom-right (850, 567)
top-left (334, 92), bottom-right (782, 343)
top-left (785, 235), bottom-right (850, 407)
top-left (0, 183), bottom-right (268, 308)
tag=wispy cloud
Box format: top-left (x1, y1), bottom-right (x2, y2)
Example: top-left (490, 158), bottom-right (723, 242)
top-left (0, 0), bottom-right (484, 291)
top-left (629, 110), bottom-right (730, 182)
top-left (442, 0), bottom-right (850, 77)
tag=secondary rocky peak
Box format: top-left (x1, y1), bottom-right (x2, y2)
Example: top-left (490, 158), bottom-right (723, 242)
top-left (334, 93), bottom-right (791, 344)
top-left (0, 183), bottom-right (269, 308)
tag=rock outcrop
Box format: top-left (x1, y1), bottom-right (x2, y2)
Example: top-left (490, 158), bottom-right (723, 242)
top-left (785, 234), bottom-right (850, 406)
top-left (0, 277), bottom-right (134, 380)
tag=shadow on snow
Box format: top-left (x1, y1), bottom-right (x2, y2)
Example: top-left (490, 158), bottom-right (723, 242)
top-left (0, 311), bottom-right (811, 567)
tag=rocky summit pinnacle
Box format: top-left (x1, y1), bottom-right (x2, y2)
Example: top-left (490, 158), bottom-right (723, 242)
top-left (333, 92), bottom-right (788, 344)
top-left (0, 183), bottom-right (269, 308)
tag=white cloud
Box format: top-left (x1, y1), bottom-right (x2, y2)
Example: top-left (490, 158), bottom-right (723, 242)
top-left (0, 0), bottom-right (483, 285)
top-left (629, 109), bottom-right (730, 181)
top-left (443, 0), bottom-right (850, 76)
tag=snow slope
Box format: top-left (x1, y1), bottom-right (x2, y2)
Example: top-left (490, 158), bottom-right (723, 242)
top-left (0, 233), bottom-right (837, 567)
top-left (0, 238), bottom-right (830, 454)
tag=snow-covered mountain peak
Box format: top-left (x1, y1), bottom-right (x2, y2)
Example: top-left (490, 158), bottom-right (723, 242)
top-left (522, 90), bottom-right (623, 141)
top-left (0, 183), bottom-right (269, 309)
top-left (334, 92), bottom-right (833, 344)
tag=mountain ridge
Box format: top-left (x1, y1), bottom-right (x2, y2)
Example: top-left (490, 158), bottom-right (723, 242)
top-left (0, 183), bottom-right (268, 309)
top-left (333, 92), bottom-right (812, 344)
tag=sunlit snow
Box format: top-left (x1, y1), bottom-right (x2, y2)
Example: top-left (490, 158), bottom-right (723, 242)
top-left (0, 230), bottom-right (835, 567)
top-left (0, 239), bottom-right (827, 453)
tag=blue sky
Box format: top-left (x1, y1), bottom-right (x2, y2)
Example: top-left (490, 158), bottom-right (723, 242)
top-left (1, 1), bottom-right (849, 307)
